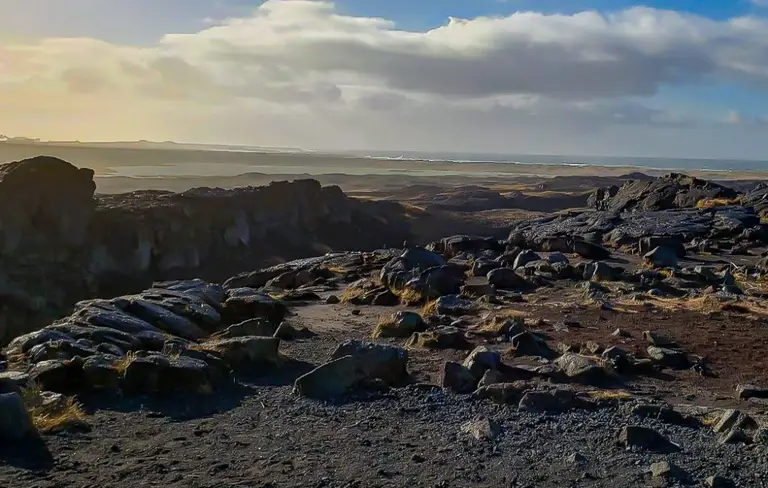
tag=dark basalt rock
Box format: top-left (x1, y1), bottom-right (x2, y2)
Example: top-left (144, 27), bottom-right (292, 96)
top-left (589, 173), bottom-right (738, 212)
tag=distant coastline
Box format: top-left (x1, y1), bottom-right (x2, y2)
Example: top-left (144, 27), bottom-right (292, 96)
top-left (1, 139), bottom-right (767, 179)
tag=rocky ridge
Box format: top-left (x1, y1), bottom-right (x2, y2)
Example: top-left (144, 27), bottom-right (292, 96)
top-left (0, 156), bottom-right (412, 344)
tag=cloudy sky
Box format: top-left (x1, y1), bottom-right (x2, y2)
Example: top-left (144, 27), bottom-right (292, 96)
top-left (2, 0), bottom-right (768, 159)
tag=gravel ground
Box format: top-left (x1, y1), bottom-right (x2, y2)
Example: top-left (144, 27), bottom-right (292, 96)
top-left (4, 296), bottom-right (768, 487)
top-left (3, 384), bottom-right (768, 488)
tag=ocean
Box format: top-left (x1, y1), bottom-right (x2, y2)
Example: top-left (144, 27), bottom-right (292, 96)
top-left (347, 150), bottom-right (768, 173)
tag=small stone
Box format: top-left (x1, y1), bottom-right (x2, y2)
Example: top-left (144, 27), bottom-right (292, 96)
top-left (643, 330), bottom-right (675, 347)
top-left (477, 369), bottom-right (505, 388)
top-left (351, 309), bottom-right (361, 316)
top-left (650, 461), bottom-right (688, 482)
top-left (462, 346), bottom-right (501, 379)
top-left (519, 389), bottom-right (591, 413)
top-left (460, 417), bottom-right (501, 441)
top-left (274, 323), bottom-right (316, 341)
top-left (441, 361), bottom-right (477, 394)
top-left (565, 453), bottom-right (587, 466)
top-left (617, 425), bottom-right (680, 453)
top-left (736, 384), bottom-right (768, 400)
top-left (325, 295), bottom-right (340, 304)
top-left (410, 454), bottom-right (425, 463)
top-left (647, 346), bottom-right (689, 369)
top-left (612, 328), bottom-right (631, 338)
top-left (705, 475), bottom-right (735, 488)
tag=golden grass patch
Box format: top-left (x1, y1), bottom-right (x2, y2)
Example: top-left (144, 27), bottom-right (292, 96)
top-left (397, 287), bottom-right (425, 306)
top-left (31, 397), bottom-right (88, 434)
top-left (113, 351), bottom-right (137, 375)
top-left (586, 389), bottom-right (633, 401)
top-left (696, 197), bottom-right (740, 209)
top-left (421, 299), bottom-right (437, 316)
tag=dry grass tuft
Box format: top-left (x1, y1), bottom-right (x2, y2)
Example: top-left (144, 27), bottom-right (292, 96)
top-left (421, 299), bottom-right (437, 316)
top-left (22, 389), bottom-right (89, 434)
top-left (701, 411), bottom-right (723, 427)
top-left (323, 265), bottom-right (349, 275)
top-left (696, 197), bottom-right (739, 209)
top-left (31, 397), bottom-right (88, 434)
top-left (587, 389), bottom-right (633, 401)
top-left (113, 351), bottom-right (137, 375)
top-left (340, 285), bottom-right (366, 304)
top-left (396, 287), bottom-right (424, 306)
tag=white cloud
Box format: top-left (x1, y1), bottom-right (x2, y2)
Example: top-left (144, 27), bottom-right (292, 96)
top-left (1, 1), bottom-right (768, 157)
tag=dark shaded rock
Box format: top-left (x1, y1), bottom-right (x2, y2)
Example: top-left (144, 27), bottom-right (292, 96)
top-left (592, 173), bottom-right (737, 212)
top-left (487, 268), bottom-right (526, 289)
top-left (435, 295), bottom-right (475, 316)
top-left (406, 327), bottom-right (471, 350)
top-left (631, 404), bottom-right (692, 426)
top-left (325, 294), bottom-right (340, 304)
top-left (441, 361), bottom-right (478, 394)
top-left (293, 356), bottom-right (364, 399)
top-left (461, 278), bottom-right (495, 298)
top-left (29, 359), bottom-right (86, 393)
top-left (617, 425), bottom-right (680, 453)
top-left (736, 384), bottom-right (768, 400)
top-left (649, 461), bottom-right (689, 484)
top-left (477, 369), bottom-right (506, 388)
top-left (0, 392), bottom-right (38, 440)
top-left (471, 259), bottom-right (499, 277)
top-left (511, 331), bottom-right (554, 359)
top-left (644, 246), bottom-right (679, 268)
top-left (639, 236), bottom-right (686, 257)
top-left (414, 265), bottom-right (466, 298)
top-left (572, 240), bottom-right (611, 260)
top-left (198, 336), bottom-right (281, 369)
top-left (0, 371), bottom-right (29, 394)
top-left (373, 311), bottom-right (426, 338)
top-left (518, 389), bottom-right (592, 413)
top-left (213, 318), bottom-right (275, 339)
top-left (331, 340), bottom-right (408, 386)
top-left (647, 346), bottom-right (689, 369)
top-left (82, 355), bottom-right (121, 390)
top-left (379, 248), bottom-right (445, 290)
top-left (6, 329), bottom-right (73, 356)
top-left (472, 382), bottom-right (531, 405)
top-left (553, 353), bottom-right (610, 385)
top-left (273, 323), bottom-right (316, 341)
top-left (547, 252), bottom-right (569, 264)
top-left (513, 250), bottom-right (541, 269)
top-left (705, 476), bottom-right (736, 488)
top-left (462, 346), bottom-right (501, 380)
top-left (221, 288), bottom-right (287, 325)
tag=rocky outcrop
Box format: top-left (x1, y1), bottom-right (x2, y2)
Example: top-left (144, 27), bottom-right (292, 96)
top-left (509, 206), bottom-right (766, 251)
top-left (0, 156), bottom-right (412, 344)
top-left (588, 173), bottom-right (738, 212)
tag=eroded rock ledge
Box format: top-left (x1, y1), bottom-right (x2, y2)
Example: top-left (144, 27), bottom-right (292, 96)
top-left (0, 156), bottom-right (411, 343)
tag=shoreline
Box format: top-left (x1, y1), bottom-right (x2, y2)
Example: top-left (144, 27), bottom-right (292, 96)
top-left (1, 141), bottom-right (767, 183)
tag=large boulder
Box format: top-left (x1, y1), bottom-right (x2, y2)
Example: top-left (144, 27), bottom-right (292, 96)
top-left (590, 173), bottom-right (738, 212)
top-left (0, 392), bottom-right (38, 441)
top-left (644, 246), bottom-right (679, 268)
top-left (221, 288), bottom-right (287, 325)
top-left (293, 356), bottom-right (364, 399)
top-left (331, 340), bottom-right (408, 386)
top-left (198, 336), bottom-right (281, 369)
top-left (487, 268), bottom-right (526, 289)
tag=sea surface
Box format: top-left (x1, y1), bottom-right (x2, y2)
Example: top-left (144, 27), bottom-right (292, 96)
top-left (347, 150), bottom-right (768, 173)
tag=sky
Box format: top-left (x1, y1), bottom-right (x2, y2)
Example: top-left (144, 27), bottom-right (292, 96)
top-left (2, 0), bottom-right (768, 159)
